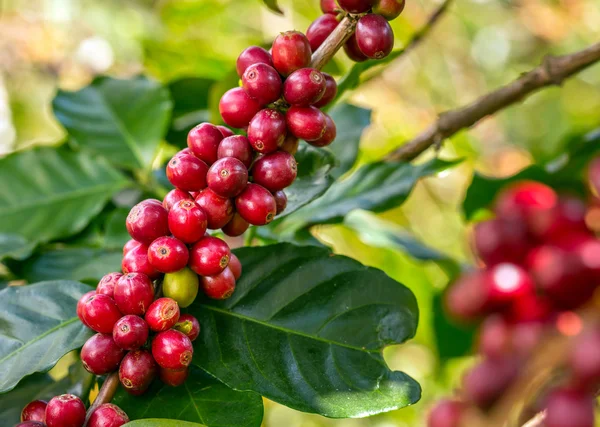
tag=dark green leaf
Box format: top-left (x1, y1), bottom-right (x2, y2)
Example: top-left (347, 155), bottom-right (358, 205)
top-left (113, 367), bottom-right (263, 427)
top-left (0, 234), bottom-right (35, 261)
top-left (104, 208), bottom-right (131, 249)
top-left (0, 281), bottom-right (94, 393)
top-left (191, 243), bottom-right (421, 418)
top-left (261, 0), bottom-right (283, 14)
top-left (432, 293), bottom-right (476, 360)
top-left (124, 421), bottom-right (203, 427)
top-left (53, 76), bottom-right (172, 170)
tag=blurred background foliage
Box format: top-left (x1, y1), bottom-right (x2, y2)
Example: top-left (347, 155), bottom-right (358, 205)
top-left (0, 0), bottom-right (599, 425)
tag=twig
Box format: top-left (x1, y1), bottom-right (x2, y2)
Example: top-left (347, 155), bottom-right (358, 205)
top-left (83, 373), bottom-right (120, 426)
top-left (310, 15), bottom-right (360, 70)
top-left (521, 411), bottom-right (546, 427)
top-left (385, 41), bottom-right (600, 162)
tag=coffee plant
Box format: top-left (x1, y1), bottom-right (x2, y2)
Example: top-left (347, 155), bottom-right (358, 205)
top-left (1, 1), bottom-right (599, 426)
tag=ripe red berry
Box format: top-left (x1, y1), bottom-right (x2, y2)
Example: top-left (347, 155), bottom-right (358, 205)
top-left (338, 0), bottom-right (373, 12)
top-left (189, 236), bottom-right (231, 276)
top-left (321, 0), bottom-right (339, 13)
top-left (307, 14), bottom-right (339, 52)
top-left (272, 31), bottom-right (312, 77)
top-left (148, 236), bottom-right (189, 273)
top-left (202, 267), bottom-right (237, 299)
top-left (217, 125), bottom-right (234, 138)
top-left (229, 253), bottom-right (242, 280)
top-left (236, 46), bottom-right (273, 78)
top-left (504, 291), bottom-right (554, 324)
top-left (166, 153), bottom-right (209, 192)
top-left (356, 14), bottom-right (394, 59)
top-left (114, 273), bottom-right (155, 316)
top-left (16, 422), bottom-right (45, 427)
top-left (533, 196), bottom-right (588, 241)
top-left (187, 123), bottom-right (223, 165)
top-left (273, 190), bottom-right (288, 215)
top-left (283, 68), bottom-right (327, 106)
top-left (286, 106), bottom-right (327, 141)
top-left (113, 315), bottom-right (149, 350)
top-left (45, 394), bottom-right (86, 427)
top-left (119, 349), bottom-right (158, 394)
top-left (174, 314), bottom-right (201, 342)
top-left (207, 157), bottom-right (249, 198)
top-left (222, 212), bottom-right (250, 237)
top-left (236, 183), bottom-right (277, 226)
top-left (145, 297), bottom-right (181, 332)
top-left (218, 135), bottom-right (254, 169)
top-left (478, 315), bottom-right (511, 359)
top-left (81, 333), bottom-right (125, 375)
top-left (569, 327), bottom-right (600, 390)
top-left (97, 272), bottom-right (122, 298)
top-left (463, 357), bottom-right (519, 409)
top-left (163, 189), bottom-right (193, 211)
top-left (77, 290), bottom-right (96, 328)
top-left (473, 218), bottom-right (531, 266)
top-left (308, 112), bottom-right (337, 147)
top-left (427, 399), bottom-right (465, 427)
top-left (81, 294), bottom-right (122, 334)
top-left (122, 243), bottom-right (161, 280)
top-left (545, 388), bottom-right (595, 427)
top-left (168, 200), bottom-right (208, 244)
top-left (194, 188), bottom-right (234, 229)
top-left (495, 181), bottom-right (558, 226)
top-left (242, 63), bottom-right (283, 106)
top-left (344, 33), bottom-right (368, 62)
top-left (252, 151), bottom-right (298, 191)
top-left (281, 135), bottom-right (300, 155)
top-left (248, 109), bottom-right (287, 154)
top-left (445, 270), bottom-right (491, 322)
top-left (152, 329), bottom-right (194, 370)
top-left (87, 403), bottom-right (129, 427)
top-left (160, 367), bottom-right (190, 387)
top-left (126, 200), bottom-right (169, 245)
top-left (21, 400), bottom-right (47, 423)
top-left (313, 73), bottom-right (337, 108)
top-left (373, 0), bottom-right (405, 20)
top-left (123, 239), bottom-right (142, 255)
top-left (486, 263), bottom-right (534, 306)
top-left (219, 87), bottom-right (262, 129)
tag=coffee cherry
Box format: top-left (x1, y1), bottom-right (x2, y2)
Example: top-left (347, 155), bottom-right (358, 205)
top-left (533, 196), bottom-right (587, 241)
top-left (321, 0), bottom-right (339, 13)
top-left (463, 357), bottom-right (519, 409)
top-left (194, 188), bottom-right (234, 229)
top-left (187, 123), bottom-right (223, 165)
top-left (163, 189), bottom-right (192, 211)
top-left (145, 298), bottom-right (180, 332)
top-left (202, 267), bottom-right (237, 300)
top-left (21, 400), bottom-right (47, 423)
top-left (504, 291), bottom-right (553, 324)
top-left (569, 327), bottom-right (600, 390)
top-left (77, 290), bottom-right (96, 328)
top-left (473, 218), bottom-right (530, 266)
top-left (242, 63), bottom-right (283, 106)
top-left (119, 349), bottom-right (158, 393)
top-left (168, 200), bottom-right (208, 244)
top-left (152, 329), bottom-right (194, 370)
top-left (87, 403), bottom-right (129, 427)
top-left (252, 151), bottom-right (298, 191)
top-left (487, 263), bottom-right (534, 306)
top-left (445, 270), bottom-right (490, 322)
top-left (272, 31), bottom-right (312, 77)
top-left (281, 135), bottom-right (300, 155)
top-left (126, 200), bottom-right (169, 245)
top-left (16, 422), bottom-right (45, 427)
top-left (114, 273), bottom-right (155, 316)
top-left (373, 0), bottom-right (405, 20)
top-left (339, 0), bottom-right (373, 12)
top-left (113, 315), bottom-right (149, 350)
top-left (286, 106), bottom-right (327, 141)
top-left (174, 314), bottom-right (201, 342)
top-left (148, 236), bottom-right (189, 273)
top-left (81, 294), bottom-right (122, 334)
top-left (273, 190), bottom-right (288, 215)
top-left (222, 213), bottom-right (250, 237)
top-left (81, 333), bottom-right (125, 375)
top-left (248, 109), bottom-right (287, 154)
top-left (166, 153), bottom-right (209, 192)
top-left (236, 46), bottom-right (274, 78)
top-left (219, 87), bottom-right (262, 129)
top-left (123, 239), bottom-right (142, 255)
top-left (283, 68), bottom-right (327, 106)
top-left (478, 315), bottom-right (511, 359)
top-left (355, 14), bottom-right (394, 59)
top-left (218, 135), bottom-right (254, 169)
top-left (545, 388), bottom-right (595, 427)
top-left (97, 272), bottom-right (122, 298)
top-left (189, 236), bottom-right (231, 276)
top-left (308, 112), bottom-right (336, 147)
top-left (313, 73), bottom-right (338, 108)
top-left (236, 183), bottom-right (277, 226)
top-left (495, 181), bottom-right (558, 226)
top-left (163, 267), bottom-right (199, 308)
top-left (160, 367), bottom-right (190, 387)
top-left (207, 157), bottom-right (249, 198)
top-left (45, 394), bottom-right (86, 427)
top-left (307, 14), bottom-right (339, 52)
top-left (344, 33), bottom-right (368, 62)
top-left (427, 399), bottom-right (465, 427)
top-left (229, 253), bottom-right (242, 280)
top-left (122, 243), bottom-right (160, 280)
top-left (217, 125), bottom-right (234, 138)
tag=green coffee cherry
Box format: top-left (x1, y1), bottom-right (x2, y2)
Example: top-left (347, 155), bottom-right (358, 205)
top-left (163, 267), bottom-right (199, 308)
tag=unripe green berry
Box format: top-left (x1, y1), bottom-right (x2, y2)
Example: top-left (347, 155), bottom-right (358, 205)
top-left (163, 267), bottom-right (199, 308)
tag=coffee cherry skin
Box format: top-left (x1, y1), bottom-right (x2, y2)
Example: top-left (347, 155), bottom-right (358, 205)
top-left (339, 0), bottom-right (373, 12)
top-left (113, 315), bottom-right (149, 350)
top-left (219, 87), bottom-right (262, 129)
top-left (307, 14), bottom-right (339, 52)
top-left (123, 239), bottom-right (142, 255)
top-left (194, 188), bottom-right (235, 229)
top-left (308, 113), bottom-right (337, 147)
top-left (202, 267), bottom-right (237, 299)
top-left (478, 315), bottom-right (511, 359)
top-left (236, 46), bottom-right (273, 78)
top-left (168, 200), bottom-right (208, 244)
top-left (281, 135), bottom-right (300, 155)
top-left (216, 125), bottom-right (234, 138)
top-left (81, 293), bottom-right (122, 334)
top-left (189, 236), bottom-right (231, 276)
top-left (486, 263), bottom-right (534, 306)
top-left (222, 212), bottom-right (250, 237)
top-left (248, 109), bottom-right (287, 154)
top-left (427, 399), bottom-right (465, 427)
top-left (81, 333), bottom-right (125, 375)
top-left (283, 68), bottom-right (327, 106)
top-left (569, 327), bottom-right (600, 390)
top-left (174, 314), bottom-right (201, 341)
top-left (152, 329), bottom-right (194, 370)
top-left (252, 151), bottom-right (298, 191)
top-left (45, 394), bottom-right (86, 427)
top-left (473, 218), bottom-right (530, 266)
top-left (187, 123), bottom-right (223, 165)
top-left (148, 236), bottom-right (189, 273)
top-left (126, 199), bottom-right (169, 246)
top-left (445, 270), bottom-right (491, 322)
top-left (272, 31), bottom-right (312, 77)
top-left (122, 243), bottom-right (161, 280)
top-left (286, 106), bottom-right (327, 141)
top-left (236, 183), bottom-right (278, 226)
top-left (229, 253), bottom-right (242, 280)
top-left (163, 267), bottom-right (199, 308)
top-left (344, 33), bottom-right (368, 62)
top-left (16, 422), bottom-right (45, 427)
top-left (545, 388), bottom-right (595, 427)
top-left (163, 189), bottom-right (193, 211)
top-left (207, 157), bottom-right (249, 198)
top-left (87, 403), bottom-right (129, 427)
top-left (77, 290), bottom-right (96, 328)
top-left (242, 63), bottom-right (283, 106)
top-left (145, 297), bottom-right (181, 332)
top-left (114, 273), bottom-right (155, 316)
top-left (166, 153), bottom-right (209, 192)
top-left (119, 349), bottom-right (158, 394)
top-left (462, 357), bottom-right (519, 409)
top-left (313, 73), bottom-right (338, 108)
top-left (160, 367), bottom-right (190, 387)
top-left (218, 135), bottom-right (254, 169)
top-left (273, 190), bottom-right (288, 215)
top-left (495, 181), bottom-right (558, 226)
top-left (21, 400), bottom-right (47, 423)
top-left (321, 0), bottom-right (339, 13)
top-left (356, 14), bottom-right (394, 59)
top-left (373, 0), bottom-right (405, 20)
top-left (97, 272), bottom-right (122, 298)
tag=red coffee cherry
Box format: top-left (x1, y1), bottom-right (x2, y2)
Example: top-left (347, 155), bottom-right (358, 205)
top-left (218, 135), bottom-right (254, 169)
top-left (486, 263), bottom-right (534, 306)
top-left (166, 153), bottom-right (209, 192)
top-left (202, 267), bottom-right (237, 300)
top-left (427, 399), bottom-right (465, 427)
top-left (445, 270), bottom-right (491, 322)
top-left (283, 68), bottom-right (327, 106)
top-left (307, 14), bottom-right (339, 52)
top-left (281, 135), bottom-right (300, 155)
top-left (114, 273), bottom-right (155, 316)
top-left (495, 181), bottom-right (558, 226)
top-left (45, 394), bottom-right (86, 427)
top-left (21, 400), bottom-right (47, 423)
top-left (77, 290), bottom-right (96, 328)
top-left (190, 236), bottom-right (231, 276)
top-left (545, 388), bottom-right (595, 427)
top-left (148, 236), bottom-right (189, 273)
top-left (113, 315), bottom-right (149, 350)
top-left (313, 73), bottom-right (338, 108)
top-left (229, 253), bottom-right (242, 280)
top-left (87, 403), bottom-right (129, 427)
top-left (160, 367), bottom-right (190, 387)
top-left (532, 196), bottom-right (588, 241)
top-left (338, 0), bottom-right (373, 13)
top-left (187, 123), bottom-right (224, 165)
top-left (504, 291), bottom-right (554, 324)
top-left (242, 63), bottom-right (283, 106)
top-left (217, 125), bottom-right (234, 138)
top-left (152, 329), bottom-right (194, 370)
top-left (273, 190), bottom-right (288, 215)
top-left (163, 189), bottom-right (192, 211)
top-left (123, 239), bottom-right (142, 255)
top-left (473, 218), bottom-right (531, 267)
top-left (194, 188), bottom-right (235, 229)
top-left (252, 151), bottom-right (298, 192)
top-left (168, 200), bottom-right (208, 244)
top-left (248, 109), bottom-right (287, 154)
top-left (81, 333), bottom-right (125, 375)
top-left (373, 0), bottom-right (405, 20)
top-left (174, 314), bottom-right (201, 342)
top-left (126, 199), bottom-right (169, 245)
top-left (344, 33), bottom-right (368, 62)
top-left (122, 243), bottom-right (161, 280)
top-left (207, 157), bottom-right (249, 198)
top-left (272, 31), bottom-right (312, 77)
top-left (236, 183), bottom-right (277, 225)
top-left (236, 46), bottom-right (274, 78)
top-left (222, 213), bottom-right (250, 237)
top-left (119, 349), bottom-right (158, 394)
top-left (219, 87), bottom-right (262, 129)
top-left (321, 0), bottom-right (339, 13)
top-left (308, 112), bottom-right (336, 147)
top-left (145, 297), bottom-right (181, 332)
top-left (355, 14), bottom-right (394, 59)
top-left (286, 106), bottom-right (327, 141)
top-left (463, 357), bottom-right (519, 409)
top-left (16, 422), bottom-right (45, 427)
top-left (569, 327), bottom-right (600, 391)
top-left (97, 272), bottom-right (122, 298)
top-left (81, 294), bottom-right (122, 334)
top-left (478, 315), bottom-right (511, 359)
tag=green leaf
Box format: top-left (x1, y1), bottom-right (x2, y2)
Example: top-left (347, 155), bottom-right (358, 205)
top-left (191, 243), bottom-right (421, 418)
top-left (0, 234), bottom-right (35, 261)
top-left (113, 367), bottom-right (263, 427)
top-left (0, 147), bottom-right (127, 246)
top-left (327, 104), bottom-right (371, 179)
top-left (53, 76), bottom-right (172, 170)
top-left (124, 421), bottom-right (204, 427)
top-left (432, 293), bottom-right (476, 360)
top-left (261, 0), bottom-right (283, 14)
top-left (104, 208), bottom-right (131, 249)
top-left (0, 281), bottom-right (94, 393)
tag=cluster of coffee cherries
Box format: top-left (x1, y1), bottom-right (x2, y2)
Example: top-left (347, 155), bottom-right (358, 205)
top-left (17, 396), bottom-right (128, 427)
top-left (428, 174), bottom-right (600, 427)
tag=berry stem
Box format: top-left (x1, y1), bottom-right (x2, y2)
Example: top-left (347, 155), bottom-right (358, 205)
top-left (310, 15), bottom-right (360, 70)
top-left (83, 372), bottom-right (120, 426)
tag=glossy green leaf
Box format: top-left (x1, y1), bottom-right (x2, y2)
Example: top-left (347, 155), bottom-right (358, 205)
top-left (0, 233), bottom-right (34, 261)
top-left (113, 367), bottom-right (263, 427)
top-left (53, 76), bottom-right (172, 170)
top-left (327, 104), bottom-right (371, 179)
top-left (104, 208), bottom-right (131, 249)
top-left (0, 281), bottom-right (94, 393)
top-left (0, 147), bottom-right (127, 246)
top-left (262, 0), bottom-right (283, 14)
top-left (124, 421), bottom-right (204, 427)
top-left (191, 243), bottom-right (421, 418)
